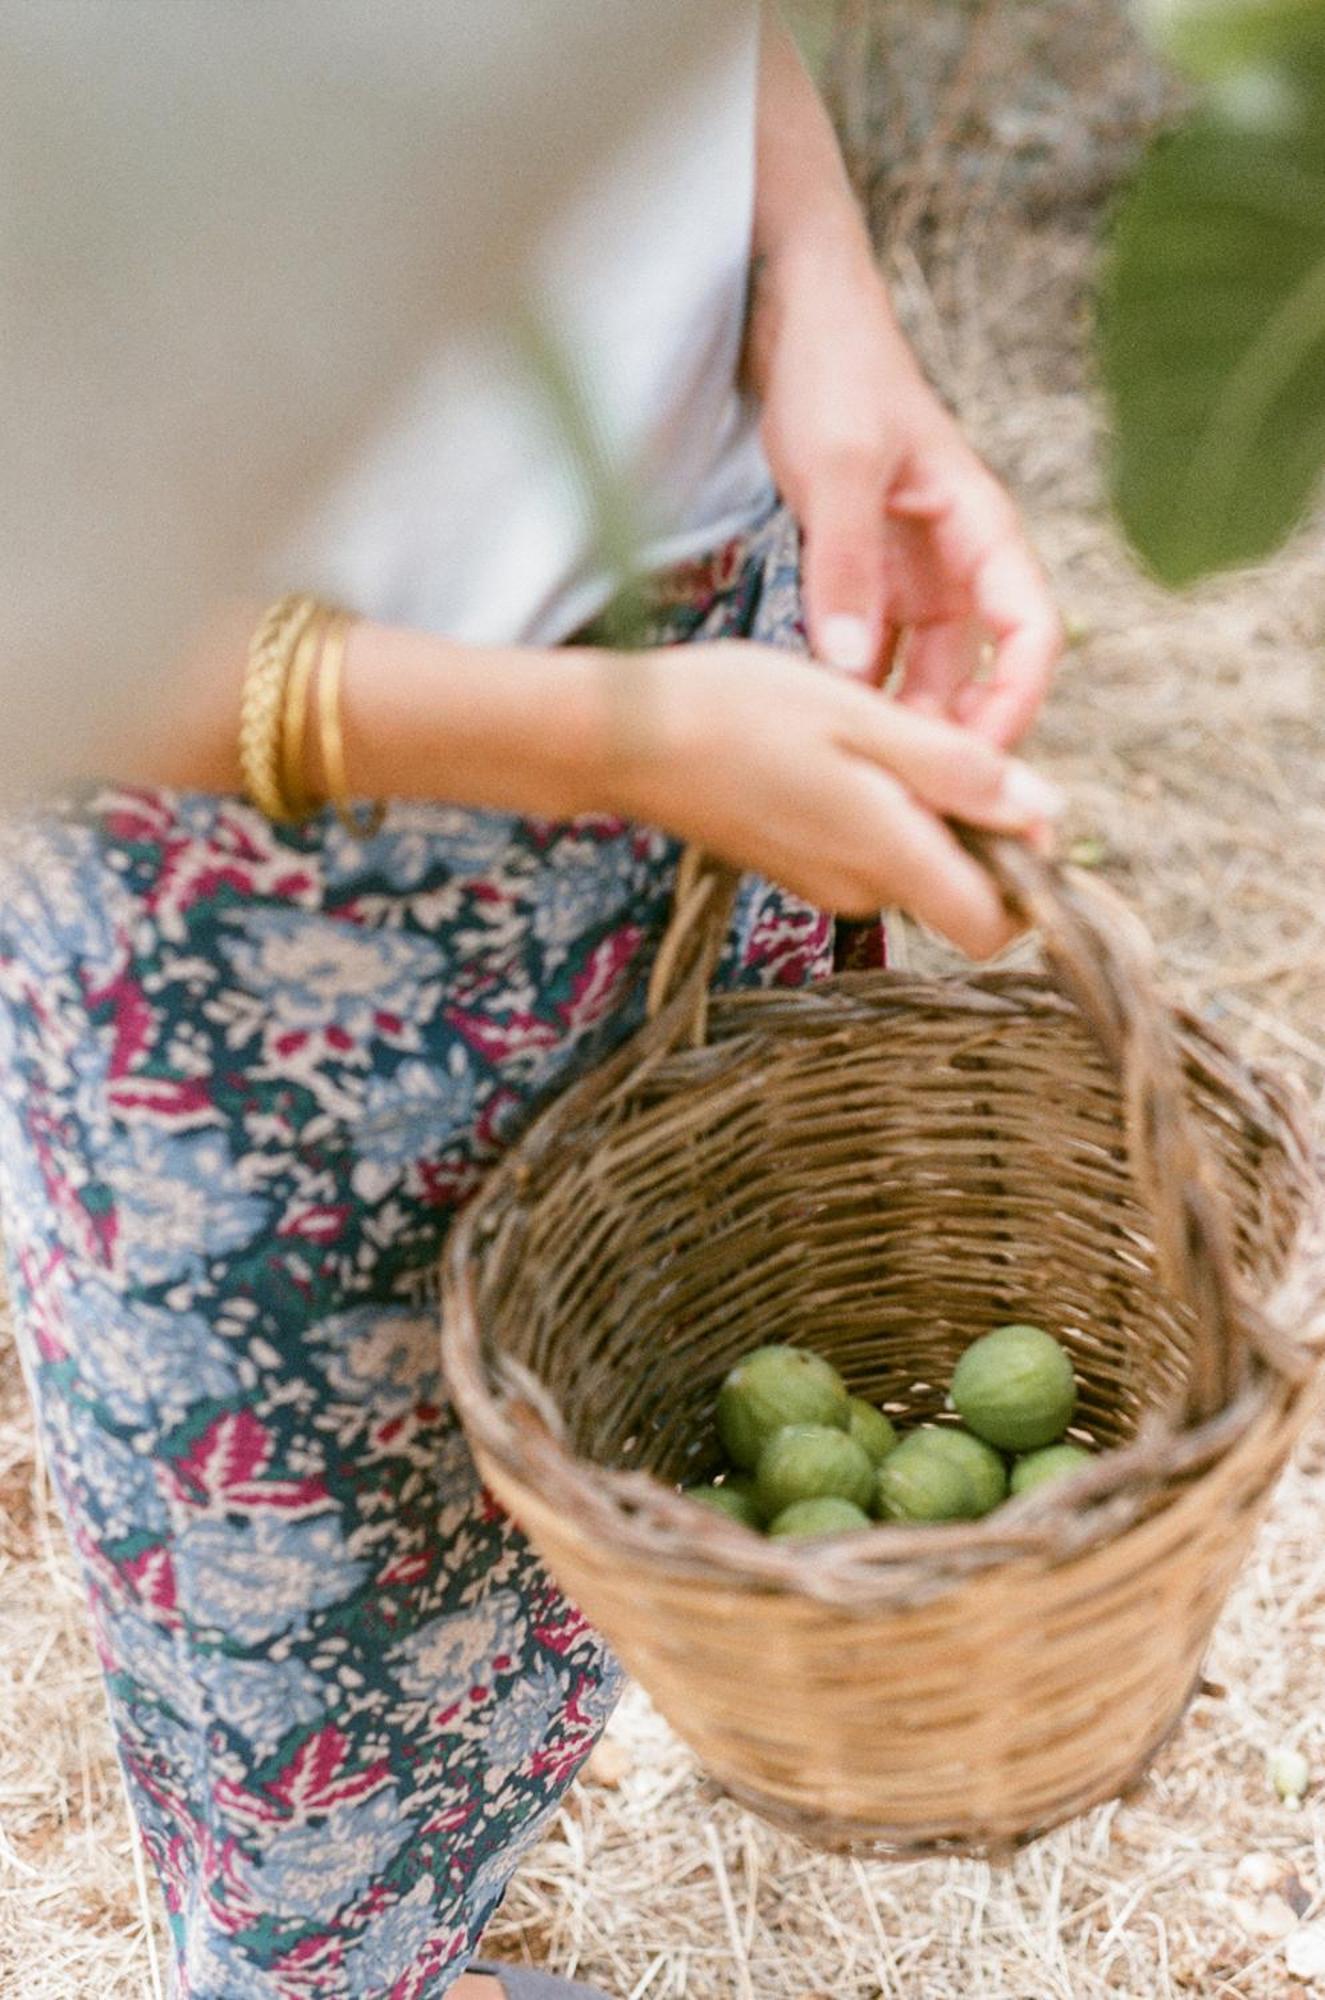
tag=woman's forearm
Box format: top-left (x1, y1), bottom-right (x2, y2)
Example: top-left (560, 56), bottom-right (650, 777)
top-left (124, 610), bottom-right (613, 819)
top-left (332, 623), bottom-right (610, 814)
top-left (752, 14), bottom-right (871, 271)
top-left (745, 9), bottom-right (1064, 744)
top-left (748, 14), bottom-right (917, 395)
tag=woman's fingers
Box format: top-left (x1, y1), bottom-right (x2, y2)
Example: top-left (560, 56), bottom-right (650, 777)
top-left (798, 451), bottom-right (891, 679)
top-left (890, 460), bottom-right (1063, 750)
top-left (956, 541), bottom-right (1064, 749)
top-left (832, 677), bottom-right (1065, 833)
top-left (627, 644), bottom-right (1060, 958)
top-left (831, 763), bottom-right (1020, 956)
top-left (892, 618), bottom-right (981, 720)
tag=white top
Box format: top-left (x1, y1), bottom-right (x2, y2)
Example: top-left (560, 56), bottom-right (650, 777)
top-left (281, 8), bottom-right (774, 647)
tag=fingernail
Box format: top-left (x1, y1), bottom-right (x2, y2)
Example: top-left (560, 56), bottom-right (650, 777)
top-left (819, 614), bottom-right (874, 676)
top-left (1000, 763), bottom-right (1066, 822)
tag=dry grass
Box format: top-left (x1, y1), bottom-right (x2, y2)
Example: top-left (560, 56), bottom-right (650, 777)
top-left (4, 5), bottom-right (1325, 1995)
top-left (0, 1353), bottom-right (167, 1997)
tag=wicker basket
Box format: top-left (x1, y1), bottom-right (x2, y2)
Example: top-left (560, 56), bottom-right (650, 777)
top-left (443, 839), bottom-right (1325, 1856)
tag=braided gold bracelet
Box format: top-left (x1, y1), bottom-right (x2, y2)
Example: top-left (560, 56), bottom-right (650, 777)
top-left (238, 593), bottom-right (319, 821)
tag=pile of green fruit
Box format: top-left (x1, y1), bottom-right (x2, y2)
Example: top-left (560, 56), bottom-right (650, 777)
top-left (681, 1325), bottom-right (1093, 1540)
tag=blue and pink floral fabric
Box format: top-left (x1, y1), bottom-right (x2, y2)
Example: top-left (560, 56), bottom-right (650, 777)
top-left (0, 505), bottom-right (839, 1997)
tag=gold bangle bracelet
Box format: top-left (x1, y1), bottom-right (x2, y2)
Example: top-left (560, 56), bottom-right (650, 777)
top-left (280, 602), bottom-right (329, 820)
top-left (239, 593), bottom-right (318, 820)
top-left (316, 611), bottom-right (385, 838)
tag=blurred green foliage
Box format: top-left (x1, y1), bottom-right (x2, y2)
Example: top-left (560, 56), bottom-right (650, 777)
top-left (1100, 0), bottom-right (1325, 584)
top-left (782, 0), bottom-right (842, 78)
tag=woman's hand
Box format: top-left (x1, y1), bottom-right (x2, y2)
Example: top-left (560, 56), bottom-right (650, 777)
top-left (748, 17), bottom-right (1063, 750)
top-left (605, 641), bottom-right (1063, 958)
top-left (748, 237), bottom-right (1063, 750)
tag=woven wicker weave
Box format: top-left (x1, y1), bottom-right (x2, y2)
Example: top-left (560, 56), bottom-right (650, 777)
top-left (443, 838), bottom-right (1325, 1856)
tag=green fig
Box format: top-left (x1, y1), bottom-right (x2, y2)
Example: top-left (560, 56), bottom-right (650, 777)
top-left (768, 1496), bottom-right (871, 1540)
top-left (950, 1324), bottom-right (1077, 1453)
top-left (846, 1397), bottom-right (898, 1466)
top-left (715, 1345), bottom-right (849, 1471)
top-left (682, 1482), bottom-right (762, 1529)
top-left (755, 1424), bottom-right (875, 1520)
top-left (1010, 1442), bottom-right (1093, 1496)
top-left (875, 1430), bottom-right (984, 1523)
top-left (911, 1425), bottom-right (1008, 1515)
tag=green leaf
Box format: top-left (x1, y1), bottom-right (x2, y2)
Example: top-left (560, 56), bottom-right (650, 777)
top-left (780, 0), bottom-right (841, 82)
top-left (1139, 0), bottom-right (1325, 83)
top-left (1099, 84), bottom-right (1325, 585)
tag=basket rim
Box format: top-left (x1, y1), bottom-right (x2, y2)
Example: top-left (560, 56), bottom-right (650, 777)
top-left (458, 1377), bottom-right (1302, 1612)
top-left (441, 968), bottom-right (1325, 1608)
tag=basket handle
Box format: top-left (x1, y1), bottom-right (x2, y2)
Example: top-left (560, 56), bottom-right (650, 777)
top-left (973, 830), bottom-right (1257, 1424)
top-left (644, 847), bottom-right (742, 1049)
top-left (648, 834), bottom-right (1295, 1423)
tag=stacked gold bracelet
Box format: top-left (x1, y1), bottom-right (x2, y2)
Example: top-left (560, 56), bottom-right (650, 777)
top-left (238, 594), bottom-right (385, 835)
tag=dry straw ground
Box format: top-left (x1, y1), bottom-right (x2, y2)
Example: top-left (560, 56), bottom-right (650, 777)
top-left (3, 5), bottom-right (1324, 1996)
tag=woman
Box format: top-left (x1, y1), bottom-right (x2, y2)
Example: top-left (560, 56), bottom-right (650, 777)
top-left (0, 13), bottom-right (1062, 1998)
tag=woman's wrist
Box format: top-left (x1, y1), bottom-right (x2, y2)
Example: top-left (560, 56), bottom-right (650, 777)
top-left (122, 605), bottom-right (644, 818)
top-left (747, 227), bottom-right (916, 402)
top-left (748, 15), bottom-right (885, 364)
top-left (755, 182), bottom-right (874, 300)
top-left (331, 623), bottom-right (607, 818)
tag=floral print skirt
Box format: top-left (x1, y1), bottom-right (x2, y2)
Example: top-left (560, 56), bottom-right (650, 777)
top-left (0, 503), bottom-right (860, 1998)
